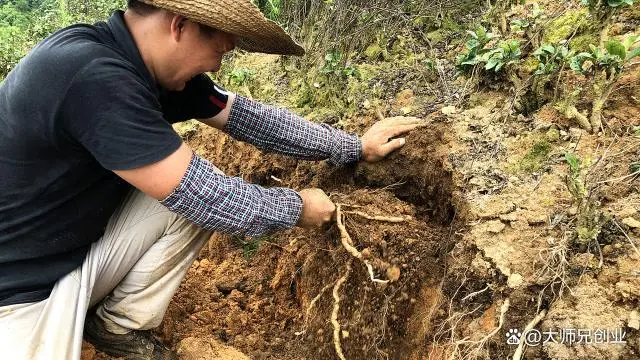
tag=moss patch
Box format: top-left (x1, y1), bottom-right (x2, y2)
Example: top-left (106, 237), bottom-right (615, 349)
top-left (520, 141), bottom-right (552, 172)
top-left (543, 8), bottom-right (589, 44)
top-left (569, 33), bottom-right (598, 52)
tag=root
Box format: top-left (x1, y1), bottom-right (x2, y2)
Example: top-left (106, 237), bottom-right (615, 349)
top-left (336, 204), bottom-right (402, 284)
top-left (564, 105), bottom-right (592, 133)
top-left (344, 210), bottom-right (411, 223)
top-left (332, 262), bottom-right (352, 360)
top-left (512, 309), bottom-right (547, 360)
top-left (295, 282), bottom-right (334, 336)
top-left (439, 298), bottom-right (511, 360)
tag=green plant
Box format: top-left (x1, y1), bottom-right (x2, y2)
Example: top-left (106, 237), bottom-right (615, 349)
top-left (483, 39), bottom-right (522, 72)
top-left (509, 3), bottom-right (545, 48)
top-left (569, 35), bottom-right (640, 131)
top-left (581, 0), bottom-right (634, 19)
top-left (226, 68), bottom-right (256, 86)
top-left (532, 44), bottom-right (571, 75)
top-left (237, 236), bottom-right (270, 260)
top-left (252, 0), bottom-right (281, 21)
top-left (455, 25), bottom-right (499, 76)
top-left (321, 50), bottom-right (358, 78)
top-left (580, 0), bottom-right (635, 45)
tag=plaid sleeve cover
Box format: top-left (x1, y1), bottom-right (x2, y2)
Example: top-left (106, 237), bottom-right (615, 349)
top-left (225, 95), bottom-right (362, 165)
top-left (161, 154), bottom-right (303, 237)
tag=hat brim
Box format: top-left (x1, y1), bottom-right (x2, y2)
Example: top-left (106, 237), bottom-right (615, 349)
top-left (140, 0), bottom-right (305, 56)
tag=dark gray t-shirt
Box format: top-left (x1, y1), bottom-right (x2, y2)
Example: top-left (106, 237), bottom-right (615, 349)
top-left (0, 11), bottom-right (224, 306)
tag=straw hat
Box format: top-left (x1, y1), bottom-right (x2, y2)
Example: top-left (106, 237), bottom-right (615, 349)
top-left (139, 0), bottom-right (305, 56)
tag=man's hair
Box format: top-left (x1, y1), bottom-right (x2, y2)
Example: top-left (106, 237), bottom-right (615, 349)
top-left (127, 0), bottom-right (159, 15)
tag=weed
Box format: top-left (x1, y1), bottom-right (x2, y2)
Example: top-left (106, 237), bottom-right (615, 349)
top-left (236, 236), bottom-right (269, 261)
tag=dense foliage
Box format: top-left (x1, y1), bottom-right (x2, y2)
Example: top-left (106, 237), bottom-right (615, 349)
top-left (0, 0), bottom-right (125, 79)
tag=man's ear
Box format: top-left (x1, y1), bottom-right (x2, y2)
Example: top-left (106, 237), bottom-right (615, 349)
top-left (169, 14), bottom-right (187, 42)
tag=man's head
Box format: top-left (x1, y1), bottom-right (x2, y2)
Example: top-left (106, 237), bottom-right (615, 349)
top-left (125, 0), bottom-right (237, 91)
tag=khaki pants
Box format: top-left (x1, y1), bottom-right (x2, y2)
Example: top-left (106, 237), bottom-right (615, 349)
top-left (0, 189), bottom-right (213, 359)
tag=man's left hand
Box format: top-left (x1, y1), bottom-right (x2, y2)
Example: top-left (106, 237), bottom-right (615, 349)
top-left (360, 116), bottom-right (425, 162)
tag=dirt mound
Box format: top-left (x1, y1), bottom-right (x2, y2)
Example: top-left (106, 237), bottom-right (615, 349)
top-left (153, 116), bottom-right (462, 359)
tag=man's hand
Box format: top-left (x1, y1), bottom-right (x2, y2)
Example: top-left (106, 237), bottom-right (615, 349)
top-left (297, 188), bottom-right (336, 229)
top-left (361, 116), bottom-right (425, 162)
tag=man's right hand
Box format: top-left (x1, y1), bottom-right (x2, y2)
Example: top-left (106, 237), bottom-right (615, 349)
top-left (297, 188), bottom-right (336, 229)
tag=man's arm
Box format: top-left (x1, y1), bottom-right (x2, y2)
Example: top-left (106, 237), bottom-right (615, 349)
top-left (199, 94), bottom-right (361, 165)
top-left (114, 142), bottom-right (336, 236)
top-left (198, 94), bottom-right (424, 165)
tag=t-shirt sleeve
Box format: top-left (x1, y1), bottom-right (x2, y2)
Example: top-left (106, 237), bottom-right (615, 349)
top-left (60, 59), bottom-right (182, 171)
top-left (160, 74), bottom-right (229, 123)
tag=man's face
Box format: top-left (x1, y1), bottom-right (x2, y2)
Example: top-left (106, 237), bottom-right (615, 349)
top-left (162, 18), bottom-right (236, 90)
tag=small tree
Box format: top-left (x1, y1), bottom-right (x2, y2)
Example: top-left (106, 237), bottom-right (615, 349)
top-left (570, 35), bottom-right (640, 132)
top-left (580, 0), bottom-right (635, 45)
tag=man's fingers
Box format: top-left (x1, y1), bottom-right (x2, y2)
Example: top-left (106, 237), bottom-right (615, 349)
top-left (380, 116), bottom-right (424, 126)
top-left (385, 123), bottom-right (423, 138)
top-left (380, 137), bottom-right (406, 155)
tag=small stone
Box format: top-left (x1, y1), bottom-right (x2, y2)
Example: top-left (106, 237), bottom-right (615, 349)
top-left (507, 273), bottom-right (524, 288)
top-left (199, 258), bottom-right (210, 268)
top-left (623, 217), bottom-right (640, 229)
top-left (618, 206), bottom-right (638, 218)
top-left (401, 106), bottom-right (413, 115)
top-left (628, 310), bottom-right (640, 330)
top-left (341, 330), bottom-right (350, 339)
top-left (387, 266), bottom-right (401, 282)
top-left (441, 105), bottom-right (458, 115)
top-left (486, 220), bottom-right (506, 234)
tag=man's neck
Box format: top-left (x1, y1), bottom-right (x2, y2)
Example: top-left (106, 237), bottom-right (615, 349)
top-left (123, 10), bottom-right (158, 83)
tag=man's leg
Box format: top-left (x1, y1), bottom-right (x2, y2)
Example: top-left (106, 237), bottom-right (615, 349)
top-left (0, 189), bottom-right (213, 359)
top-left (89, 189), bottom-right (213, 333)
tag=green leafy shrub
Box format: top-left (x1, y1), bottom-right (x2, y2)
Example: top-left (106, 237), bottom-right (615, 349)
top-left (569, 36), bottom-right (640, 131)
top-left (532, 44), bottom-right (571, 75)
top-left (226, 68), bottom-right (256, 86)
top-left (483, 39), bottom-right (522, 72)
top-left (581, 0), bottom-right (635, 21)
top-left (455, 26), bottom-right (522, 77)
top-left (455, 25), bottom-right (499, 76)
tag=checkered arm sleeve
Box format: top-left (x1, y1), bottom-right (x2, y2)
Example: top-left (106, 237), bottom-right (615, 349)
top-left (225, 95), bottom-right (362, 165)
top-left (161, 154), bottom-right (303, 237)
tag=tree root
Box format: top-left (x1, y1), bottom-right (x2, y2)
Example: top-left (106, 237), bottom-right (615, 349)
top-left (512, 309), bottom-right (547, 360)
top-left (564, 105), bottom-right (592, 133)
top-left (295, 282), bottom-right (334, 336)
top-left (336, 204), bottom-right (402, 284)
top-left (332, 262), bottom-right (352, 360)
top-left (343, 210), bottom-right (411, 223)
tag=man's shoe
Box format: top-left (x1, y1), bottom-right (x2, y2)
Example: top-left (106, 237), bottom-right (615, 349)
top-left (83, 314), bottom-right (177, 360)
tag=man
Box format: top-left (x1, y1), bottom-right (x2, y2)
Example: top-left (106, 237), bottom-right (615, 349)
top-left (0, 0), bottom-right (422, 358)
